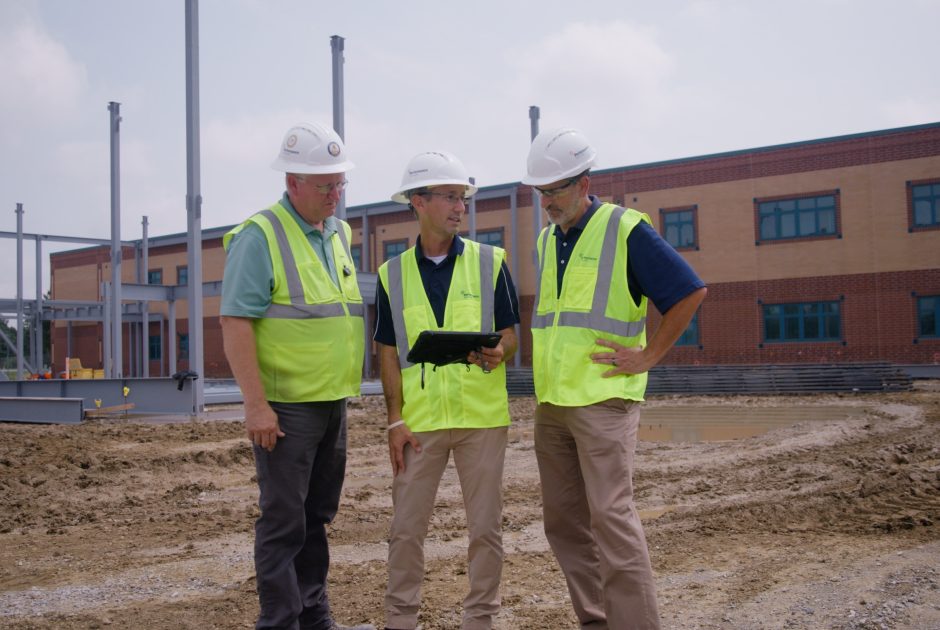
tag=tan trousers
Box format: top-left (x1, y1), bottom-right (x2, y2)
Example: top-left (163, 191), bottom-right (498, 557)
top-left (385, 426), bottom-right (508, 630)
top-left (535, 400), bottom-right (660, 630)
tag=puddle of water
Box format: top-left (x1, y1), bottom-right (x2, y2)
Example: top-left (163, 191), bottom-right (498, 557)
top-left (639, 406), bottom-right (860, 443)
top-left (638, 505), bottom-right (675, 520)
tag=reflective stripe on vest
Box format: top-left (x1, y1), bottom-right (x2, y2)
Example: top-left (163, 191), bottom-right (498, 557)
top-left (257, 208), bottom-right (364, 319)
top-left (223, 203), bottom-right (364, 402)
top-left (530, 203), bottom-right (649, 406)
top-left (531, 206), bottom-right (646, 337)
top-left (387, 243), bottom-right (495, 369)
top-left (379, 239), bottom-right (509, 432)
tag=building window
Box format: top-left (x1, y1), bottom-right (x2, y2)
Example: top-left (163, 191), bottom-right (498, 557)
top-left (755, 191), bottom-right (839, 243)
top-left (676, 312), bottom-right (699, 346)
top-left (475, 229), bottom-right (504, 247)
top-left (383, 239), bottom-right (408, 262)
top-left (148, 335), bottom-right (162, 360)
top-left (660, 205), bottom-right (698, 250)
top-left (350, 244), bottom-right (362, 271)
top-left (178, 333), bottom-right (189, 360)
top-left (763, 301), bottom-right (841, 342)
top-left (909, 179), bottom-right (940, 230)
top-left (147, 269), bottom-right (163, 285)
top-left (918, 295), bottom-right (939, 338)
top-left (177, 265), bottom-right (188, 286)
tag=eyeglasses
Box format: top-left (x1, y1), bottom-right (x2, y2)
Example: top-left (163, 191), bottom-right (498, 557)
top-left (295, 176), bottom-right (348, 194)
top-left (534, 173), bottom-right (584, 198)
top-left (420, 191), bottom-right (472, 205)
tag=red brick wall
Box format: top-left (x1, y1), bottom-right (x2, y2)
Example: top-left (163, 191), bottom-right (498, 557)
top-left (650, 268), bottom-right (940, 366)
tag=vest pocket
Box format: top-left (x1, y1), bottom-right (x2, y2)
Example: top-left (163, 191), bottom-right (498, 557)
top-left (561, 267), bottom-right (599, 310)
top-left (271, 340), bottom-right (331, 399)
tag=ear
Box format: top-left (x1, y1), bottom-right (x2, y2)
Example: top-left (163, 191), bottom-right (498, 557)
top-left (410, 192), bottom-right (426, 212)
top-left (285, 173), bottom-right (300, 195)
top-left (578, 174), bottom-right (591, 195)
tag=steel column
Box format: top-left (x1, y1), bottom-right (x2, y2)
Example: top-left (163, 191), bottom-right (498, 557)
top-left (185, 0), bottom-right (204, 413)
top-left (108, 101), bottom-right (123, 378)
top-left (15, 203), bottom-right (24, 380)
top-left (529, 106), bottom-right (541, 264)
top-left (141, 216), bottom-right (150, 377)
top-left (331, 35), bottom-right (346, 221)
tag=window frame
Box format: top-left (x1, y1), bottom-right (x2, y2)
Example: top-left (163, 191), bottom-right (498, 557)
top-left (147, 269), bottom-right (163, 285)
top-left (383, 239), bottom-right (409, 262)
top-left (754, 190), bottom-right (841, 245)
top-left (907, 178), bottom-right (940, 232)
top-left (659, 205), bottom-right (699, 251)
top-left (917, 294), bottom-right (940, 338)
top-left (176, 265), bottom-right (188, 286)
top-left (148, 334), bottom-right (162, 360)
top-left (761, 299), bottom-right (842, 343)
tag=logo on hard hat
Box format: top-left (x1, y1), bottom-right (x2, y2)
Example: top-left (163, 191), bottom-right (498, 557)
top-left (286, 134), bottom-right (298, 148)
top-left (327, 142), bottom-right (341, 157)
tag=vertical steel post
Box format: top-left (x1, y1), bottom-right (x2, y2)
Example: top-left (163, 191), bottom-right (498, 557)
top-left (34, 236), bottom-right (43, 371)
top-left (529, 106), bottom-right (542, 264)
top-left (331, 35), bottom-right (346, 221)
top-left (361, 211), bottom-right (372, 378)
top-left (108, 101), bottom-right (123, 378)
top-left (141, 216), bottom-right (150, 377)
top-left (15, 203), bottom-right (24, 380)
top-left (510, 189), bottom-right (521, 368)
top-left (185, 0), bottom-right (205, 413)
top-left (168, 299), bottom-right (177, 376)
top-left (102, 281), bottom-right (111, 377)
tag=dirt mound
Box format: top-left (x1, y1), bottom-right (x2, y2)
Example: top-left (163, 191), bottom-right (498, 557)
top-left (1, 388), bottom-right (938, 629)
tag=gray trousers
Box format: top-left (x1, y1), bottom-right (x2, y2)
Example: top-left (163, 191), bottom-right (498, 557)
top-left (253, 400), bottom-right (348, 630)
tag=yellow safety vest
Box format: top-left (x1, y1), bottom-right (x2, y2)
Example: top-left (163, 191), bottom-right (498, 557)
top-left (378, 240), bottom-right (510, 432)
top-left (223, 201), bottom-right (364, 402)
top-left (532, 203), bottom-right (650, 406)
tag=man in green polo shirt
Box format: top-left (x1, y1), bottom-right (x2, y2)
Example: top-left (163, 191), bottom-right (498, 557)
top-left (221, 121), bottom-right (374, 630)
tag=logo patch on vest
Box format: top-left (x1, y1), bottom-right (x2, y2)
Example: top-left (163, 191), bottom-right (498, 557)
top-left (460, 290), bottom-right (480, 299)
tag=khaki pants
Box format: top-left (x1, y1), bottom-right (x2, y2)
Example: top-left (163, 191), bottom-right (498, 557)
top-left (535, 400), bottom-right (660, 630)
top-left (385, 426), bottom-right (508, 630)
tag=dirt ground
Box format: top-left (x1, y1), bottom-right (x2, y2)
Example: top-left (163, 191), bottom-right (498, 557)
top-left (1, 384), bottom-right (939, 630)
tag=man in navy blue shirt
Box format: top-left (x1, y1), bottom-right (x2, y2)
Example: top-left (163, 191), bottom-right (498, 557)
top-left (374, 151), bottom-right (520, 630)
top-left (525, 127), bottom-right (707, 630)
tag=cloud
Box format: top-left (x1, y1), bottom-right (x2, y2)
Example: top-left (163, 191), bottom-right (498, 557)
top-left (512, 20), bottom-right (675, 117)
top-left (0, 11), bottom-right (87, 137)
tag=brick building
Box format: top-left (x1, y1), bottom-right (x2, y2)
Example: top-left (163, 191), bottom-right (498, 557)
top-left (49, 122), bottom-right (940, 378)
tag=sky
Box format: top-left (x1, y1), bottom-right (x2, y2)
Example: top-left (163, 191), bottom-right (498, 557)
top-left (1, 0), bottom-right (938, 306)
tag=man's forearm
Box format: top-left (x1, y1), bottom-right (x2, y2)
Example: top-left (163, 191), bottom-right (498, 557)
top-left (645, 286), bottom-right (707, 365)
top-left (498, 326), bottom-right (518, 363)
top-left (378, 342), bottom-right (404, 423)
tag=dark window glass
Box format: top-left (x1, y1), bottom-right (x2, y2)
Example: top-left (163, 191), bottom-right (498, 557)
top-left (763, 301), bottom-right (841, 342)
top-left (919, 296), bottom-right (939, 337)
top-left (758, 193), bottom-right (838, 241)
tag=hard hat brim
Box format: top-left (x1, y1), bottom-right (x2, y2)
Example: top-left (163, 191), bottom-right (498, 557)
top-left (391, 180), bottom-right (479, 205)
top-left (270, 157), bottom-right (355, 174)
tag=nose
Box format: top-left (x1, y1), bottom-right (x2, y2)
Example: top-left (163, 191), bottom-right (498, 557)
top-left (326, 186), bottom-right (343, 201)
top-left (540, 194), bottom-right (553, 209)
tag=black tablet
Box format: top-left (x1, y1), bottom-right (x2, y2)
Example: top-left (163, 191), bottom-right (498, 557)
top-left (406, 330), bottom-right (502, 367)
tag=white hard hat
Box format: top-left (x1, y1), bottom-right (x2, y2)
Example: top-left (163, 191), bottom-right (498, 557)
top-left (522, 127), bottom-right (596, 187)
top-left (270, 121), bottom-right (355, 174)
top-left (391, 151), bottom-right (478, 204)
